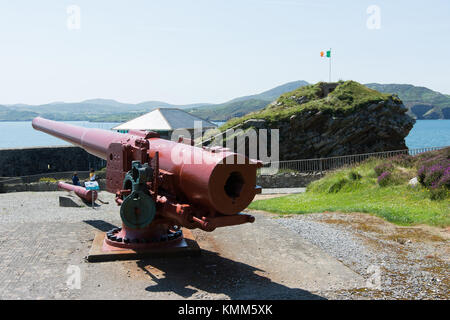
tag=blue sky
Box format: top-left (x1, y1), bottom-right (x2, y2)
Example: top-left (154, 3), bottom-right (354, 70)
top-left (0, 0), bottom-right (449, 105)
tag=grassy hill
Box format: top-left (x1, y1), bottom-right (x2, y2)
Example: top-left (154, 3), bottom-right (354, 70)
top-left (218, 80), bottom-right (416, 160)
top-left (221, 80), bottom-right (396, 130)
top-left (365, 83), bottom-right (450, 119)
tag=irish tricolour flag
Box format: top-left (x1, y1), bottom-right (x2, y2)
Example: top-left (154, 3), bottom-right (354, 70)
top-left (320, 50), bottom-right (331, 58)
top-left (320, 49), bottom-right (332, 82)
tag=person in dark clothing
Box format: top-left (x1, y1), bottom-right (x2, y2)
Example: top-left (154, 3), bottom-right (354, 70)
top-left (72, 172), bottom-right (80, 186)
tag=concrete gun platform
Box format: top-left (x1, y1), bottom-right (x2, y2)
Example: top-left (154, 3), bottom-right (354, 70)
top-left (0, 191), bottom-right (365, 299)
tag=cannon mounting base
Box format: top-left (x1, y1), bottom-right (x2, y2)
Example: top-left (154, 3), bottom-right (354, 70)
top-left (87, 229), bottom-right (201, 262)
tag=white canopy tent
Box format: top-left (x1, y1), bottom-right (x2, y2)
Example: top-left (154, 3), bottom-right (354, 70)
top-left (112, 108), bottom-right (217, 138)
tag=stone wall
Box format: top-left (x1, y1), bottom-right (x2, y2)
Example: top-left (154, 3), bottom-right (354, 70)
top-left (0, 179), bottom-right (106, 193)
top-left (1, 169), bottom-right (323, 193)
top-left (1, 172), bottom-right (320, 193)
top-left (0, 146), bottom-right (106, 177)
top-left (0, 145), bottom-right (326, 191)
top-left (257, 172), bottom-right (325, 188)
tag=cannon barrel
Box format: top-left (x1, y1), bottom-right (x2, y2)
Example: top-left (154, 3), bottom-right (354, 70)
top-left (32, 117), bottom-right (260, 216)
top-left (58, 182), bottom-right (98, 203)
top-left (32, 117), bottom-right (122, 159)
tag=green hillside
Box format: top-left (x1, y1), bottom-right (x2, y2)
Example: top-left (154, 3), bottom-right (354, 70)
top-left (188, 99), bottom-right (269, 121)
top-left (188, 80), bottom-right (309, 121)
top-left (0, 81), bottom-right (308, 122)
top-left (365, 83), bottom-right (450, 119)
top-left (0, 108), bottom-right (39, 121)
top-left (226, 80), bottom-right (309, 103)
top-left (250, 149), bottom-right (450, 227)
top-left (0, 100), bottom-right (208, 122)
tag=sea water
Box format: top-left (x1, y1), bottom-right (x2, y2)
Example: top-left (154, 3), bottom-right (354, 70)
top-left (0, 120), bottom-right (448, 150)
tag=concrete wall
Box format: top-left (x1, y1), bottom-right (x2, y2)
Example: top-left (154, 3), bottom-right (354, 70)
top-left (0, 145), bottom-right (326, 191)
top-left (0, 171), bottom-right (324, 193)
top-left (0, 146), bottom-right (106, 177)
top-left (0, 179), bottom-right (106, 193)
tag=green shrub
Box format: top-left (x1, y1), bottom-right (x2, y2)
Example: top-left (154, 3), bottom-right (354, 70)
top-left (348, 171), bottom-right (362, 180)
top-left (377, 171), bottom-right (392, 187)
top-left (328, 178), bottom-right (348, 193)
top-left (430, 188), bottom-right (449, 201)
top-left (390, 154), bottom-right (416, 167)
top-left (415, 147), bottom-right (449, 200)
top-left (374, 162), bottom-right (394, 176)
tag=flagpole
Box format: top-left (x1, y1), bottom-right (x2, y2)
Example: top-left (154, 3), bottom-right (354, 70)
top-left (329, 48), bottom-right (332, 82)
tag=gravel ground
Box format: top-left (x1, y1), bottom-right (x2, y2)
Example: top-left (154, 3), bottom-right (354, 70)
top-left (277, 217), bottom-right (375, 276)
top-left (0, 191), bottom-right (120, 225)
top-left (275, 212), bottom-right (449, 299)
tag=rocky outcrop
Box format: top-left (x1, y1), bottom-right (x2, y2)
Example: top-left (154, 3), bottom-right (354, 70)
top-left (224, 81), bottom-right (416, 160)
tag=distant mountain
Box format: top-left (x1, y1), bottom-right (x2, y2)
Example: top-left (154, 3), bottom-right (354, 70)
top-left (0, 105), bottom-right (39, 121)
top-left (2, 80), bottom-right (448, 122)
top-left (80, 99), bottom-right (131, 108)
top-left (365, 83), bottom-right (450, 119)
top-left (189, 99), bottom-right (270, 121)
top-left (188, 80), bottom-right (310, 121)
top-left (0, 99), bottom-right (210, 122)
top-left (135, 101), bottom-right (210, 110)
top-left (227, 80), bottom-right (309, 103)
top-left (0, 80), bottom-right (310, 122)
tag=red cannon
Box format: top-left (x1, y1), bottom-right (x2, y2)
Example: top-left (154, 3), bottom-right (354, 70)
top-left (32, 117), bottom-right (262, 251)
top-left (58, 181), bottom-right (98, 203)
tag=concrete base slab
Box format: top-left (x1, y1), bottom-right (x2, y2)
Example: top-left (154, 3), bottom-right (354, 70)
top-left (87, 229), bottom-right (201, 262)
top-left (59, 195), bottom-right (83, 207)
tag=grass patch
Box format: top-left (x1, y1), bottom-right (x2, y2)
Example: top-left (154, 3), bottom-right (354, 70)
top-left (39, 177), bottom-right (59, 183)
top-left (250, 155), bottom-right (450, 227)
top-left (250, 186), bottom-right (449, 227)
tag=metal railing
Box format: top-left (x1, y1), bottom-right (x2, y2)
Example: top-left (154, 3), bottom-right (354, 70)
top-left (0, 146), bottom-right (447, 183)
top-left (260, 146), bottom-right (448, 173)
top-left (407, 147), bottom-right (446, 156)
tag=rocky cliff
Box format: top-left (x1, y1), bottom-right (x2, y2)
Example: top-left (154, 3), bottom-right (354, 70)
top-left (221, 81), bottom-right (416, 160)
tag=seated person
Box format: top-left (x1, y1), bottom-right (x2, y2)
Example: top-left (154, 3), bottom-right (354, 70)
top-left (72, 172), bottom-right (80, 186)
top-left (89, 168), bottom-right (97, 181)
